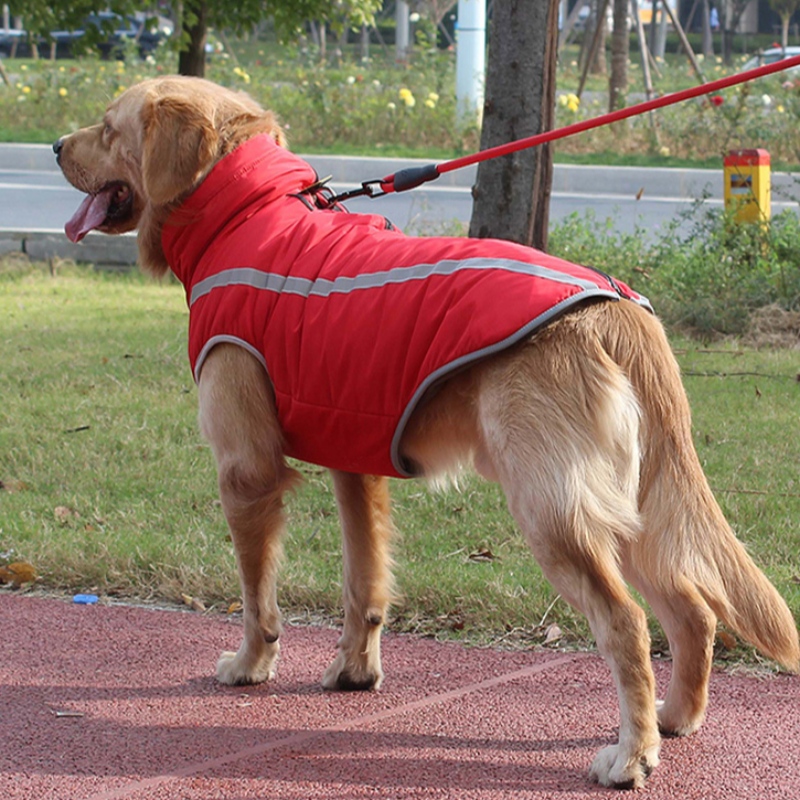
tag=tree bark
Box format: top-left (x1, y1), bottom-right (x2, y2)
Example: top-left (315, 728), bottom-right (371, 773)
top-left (608, 0), bottom-right (629, 112)
top-left (468, 0), bottom-right (558, 251)
top-left (178, 0), bottom-right (207, 78)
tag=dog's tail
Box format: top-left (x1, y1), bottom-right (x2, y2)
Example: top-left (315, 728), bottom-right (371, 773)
top-left (600, 300), bottom-right (800, 672)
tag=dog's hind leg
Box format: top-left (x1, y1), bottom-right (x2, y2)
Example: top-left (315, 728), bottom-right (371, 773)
top-left (478, 330), bottom-right (660, 789)
top-left (322, 471), bottom-right (394, 691)
top-left (197, 344), bottom-right (301, 685)
top-left (627, 575), bottom-right (716, 736)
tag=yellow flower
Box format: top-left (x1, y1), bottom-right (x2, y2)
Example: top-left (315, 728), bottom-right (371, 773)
top-left (399, 87), bottom-right (415, 106)
top-left (777, 104), bottom-right (786, 113)
top-left (58, 87), bottom-right (68, 97)
top-left (20, 64), bottom-right (27, 71)
top-left (22, 85), bottom-right (31, 95)
top-left (233, 66), bottom-right (251, 84)
top-left (565, 93), bottom-right (580, 113)
top-left (427, 91), bottom-right (439, 103)
top-left (424, 98), bottom-right (435, 108)
top-left (387, 101), bottom-right (397, 110)
top-left (659, 146), bottom-right (671, 157)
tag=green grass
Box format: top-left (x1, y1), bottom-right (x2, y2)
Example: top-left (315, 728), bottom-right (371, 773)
top-left (1, 260), bottom-right (798, 657)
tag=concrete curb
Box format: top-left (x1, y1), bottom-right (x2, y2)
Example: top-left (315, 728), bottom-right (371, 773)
top-left (0, 229), bottom-right (138, 266)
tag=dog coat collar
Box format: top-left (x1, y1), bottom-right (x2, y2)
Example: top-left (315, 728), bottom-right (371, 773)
top-left (162, 136), bottom-right (652, 478)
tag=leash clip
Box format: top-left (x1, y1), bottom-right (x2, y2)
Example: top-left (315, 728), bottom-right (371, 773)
top-left (328, 179), bottom-right (387, 205)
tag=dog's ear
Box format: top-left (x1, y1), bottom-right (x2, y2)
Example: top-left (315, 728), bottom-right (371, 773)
top-left (141, 94), bottom-right (218, 206)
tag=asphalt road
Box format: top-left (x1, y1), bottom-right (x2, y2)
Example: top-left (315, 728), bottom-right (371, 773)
top-left (2, 144), bottom-right (799, 260)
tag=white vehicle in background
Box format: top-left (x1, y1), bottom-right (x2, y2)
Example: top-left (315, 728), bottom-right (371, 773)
top-left (741, 46), bottom-right (800, 72)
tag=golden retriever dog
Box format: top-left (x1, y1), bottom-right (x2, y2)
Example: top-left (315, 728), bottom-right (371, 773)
top-left (54, 76), bottom-right (799, 789)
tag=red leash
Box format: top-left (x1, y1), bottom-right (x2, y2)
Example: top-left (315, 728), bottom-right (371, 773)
top-left (332, 52), bottom-right (800, 202)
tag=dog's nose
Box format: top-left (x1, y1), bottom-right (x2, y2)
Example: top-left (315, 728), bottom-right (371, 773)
top-left (53, 138), bottom-right (64, 163)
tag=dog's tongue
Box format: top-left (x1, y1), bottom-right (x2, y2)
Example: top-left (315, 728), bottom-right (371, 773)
top-left (65, 189), bottom-right (114, 243)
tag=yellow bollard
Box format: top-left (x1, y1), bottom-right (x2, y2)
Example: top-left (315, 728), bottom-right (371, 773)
top-left (723, 149), bottom-right (771, 224)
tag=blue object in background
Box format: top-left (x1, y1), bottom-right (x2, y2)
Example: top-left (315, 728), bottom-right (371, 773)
top-left (73, 594), bottom-right (99, 605)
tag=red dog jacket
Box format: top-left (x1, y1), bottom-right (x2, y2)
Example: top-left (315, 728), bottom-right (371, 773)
top-left (162, 135), bottom-right (651, 478)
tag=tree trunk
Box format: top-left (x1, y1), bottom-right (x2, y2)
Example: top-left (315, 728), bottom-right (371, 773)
top-left (701, 0), bottom-right (714, 58)
top-left (468, 0), bottom-right (558, 251)
top-left (782, 14), bottom-right (790, 51)
top-left (608, 0), bottom-right (628, 111)
top-left (178, 0), bottom-right (207, 77)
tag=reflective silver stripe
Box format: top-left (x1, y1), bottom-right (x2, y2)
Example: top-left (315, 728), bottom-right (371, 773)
top-left (189, 257), bottom-right (604, 307)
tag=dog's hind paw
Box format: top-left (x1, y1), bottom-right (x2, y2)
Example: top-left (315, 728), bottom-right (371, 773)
top-left (656, 698), bottom-right (705, 738)
top-left (321, 651), bottom-right (383, 692)
top-left (216, 646), bottom-right (279, 685)
top-left (589, 743), bottom-right (660, 790)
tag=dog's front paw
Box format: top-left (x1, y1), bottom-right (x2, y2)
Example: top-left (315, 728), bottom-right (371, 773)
top-left (321, 650), bottom-right (383, 692)
top-left (589, 742), bottom-right (660, 790)
top-left (216, 643), bottom-right (279, 685)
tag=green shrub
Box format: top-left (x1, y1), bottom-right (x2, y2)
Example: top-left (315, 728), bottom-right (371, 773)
top-left (550, 203), bottom-right (800, 337)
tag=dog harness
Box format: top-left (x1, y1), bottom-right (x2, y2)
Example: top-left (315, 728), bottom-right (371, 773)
top-left (162, 135), bottom-right (651, 478)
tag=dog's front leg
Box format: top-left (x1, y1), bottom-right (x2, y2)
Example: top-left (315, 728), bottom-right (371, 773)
top-left (322, 471), bottom-right (394, 691)
top-left (197, 344), bottom-right (300, 685)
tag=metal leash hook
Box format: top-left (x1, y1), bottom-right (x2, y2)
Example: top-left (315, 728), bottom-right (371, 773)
top-left (328, 178), bottom-right (391, 204)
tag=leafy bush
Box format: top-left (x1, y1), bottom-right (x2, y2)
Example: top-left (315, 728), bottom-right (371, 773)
top-left (550, 202), bottom-right (800, 336)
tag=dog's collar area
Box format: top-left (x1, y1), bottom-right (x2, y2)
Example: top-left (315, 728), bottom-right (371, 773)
top-left (296, 176), bottom-right (350, 213)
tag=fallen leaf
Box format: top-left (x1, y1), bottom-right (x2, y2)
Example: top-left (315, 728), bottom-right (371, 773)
top-left (191, 597), bottom-right (207, 613)
top-left (543, 624), bottom-right (563, 645)
top-left (180, 593), bottom-right (193, 607)
top-left (54, 506), bottom-right (79, 524)
top-left (0, 561), bottom-right (37, 587)
top-left (635, 187), bottom-right (645, 200)
top-left (790, 575), bottom-right (800, 585)
top-left (227, 601), bottom-right (243, 615)
top-left (468, 548), bottom-right (497, 562)
top-left (1, 478), bottom-right (28, 493)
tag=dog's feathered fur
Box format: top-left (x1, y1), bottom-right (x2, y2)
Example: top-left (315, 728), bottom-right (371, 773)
top-left (56, 76), bottom-right (799, 790)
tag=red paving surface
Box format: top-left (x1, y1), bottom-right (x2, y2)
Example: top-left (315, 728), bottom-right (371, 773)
top-left (1, 592), bottom-right (798, 800)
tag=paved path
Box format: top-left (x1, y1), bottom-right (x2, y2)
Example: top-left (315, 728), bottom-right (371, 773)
top-left (1, 593), bottom-right (798, 799)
